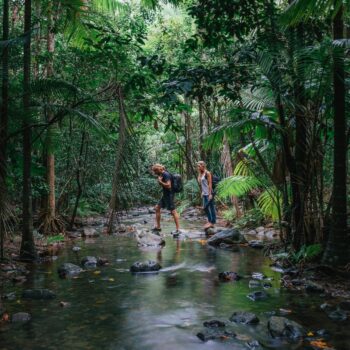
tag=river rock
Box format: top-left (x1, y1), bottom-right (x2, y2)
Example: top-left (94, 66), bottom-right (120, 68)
top-left (130, 260), bottom-right (161, 273)
top-left (268, 316), bottom-right (305, 339)
top-left (136, 230), bottom-right (165, 247)
top-left (230, 311), bottom-right (259, 324)
top-left (67, 231), bottom-right (81, 239)
top-left (2, 292), bottom-right (16, 300)
top-left (256, 226), bottom-right (265, 233)
top-left (248, 240), bottom-right (264, 249)
top-left (218, 272), bottom-right (242, 282)
top-left (207, 228), bottom-right (244, 247)
top-left (305, 282), bottom-right (324, 293)
top-left (197, 329), bottom-right (236, 342)
top-left (247, 291), bottom-right (268, 301)
top-left (249, 280), bottom-right (261, 288)
top-left (246, 340), bottom-right (263, 349)
top-left (82, 228), bottom-right (99, 237)
top-left (97, 257), bottom-right (109, 266)
top-left (72, 246), bottom-right (81, 252)
top-left (203, 320), bottom-right (226, 328)
top-left (12, 312), bottom-right (31, 323)
top-left (252, 272), bottom-right (266, 280)
top-left (22, 289), bottom-right (56, 300)
top-left (327, 309), bottom-right (347, 322)
top-left (58, 263), bottom-right (83, 278)
top-left (265, 230), bottom-right (278, 239)
top-left (81, 256), bottom-right (98, 268)
top-left (263, 282), bottom-right (272, 289)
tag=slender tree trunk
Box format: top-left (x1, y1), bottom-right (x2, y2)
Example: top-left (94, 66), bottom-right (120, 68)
top-left (323, 4), bottom-right (349, 265)
top-left (221, 136), bottom-right (241, 217)
top-left (184, 99), bottom-right (193, 180)
top-left (0, 0), bottom-right (10, 260)
top-left (198, 96), bottom-right (206, 161)
top-left (20, 0), bottom-right (36, 260)
top-left (46, 1), bottom-right (56, 226)
top-left (70, 130), bottom-right (86, 229)
top-left (107, 85), bottom-right (128, 233)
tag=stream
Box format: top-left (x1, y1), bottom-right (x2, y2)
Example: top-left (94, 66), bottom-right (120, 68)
top-left (0, 210), bottom-right (349, 350)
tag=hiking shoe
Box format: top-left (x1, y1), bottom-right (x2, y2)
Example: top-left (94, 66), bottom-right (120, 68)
top-left (151, 228), bottom-right (162, 235)
top-left (172, 230), bottom-right (181, 238)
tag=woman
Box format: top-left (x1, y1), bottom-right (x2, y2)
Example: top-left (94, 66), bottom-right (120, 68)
top-left (197, 161), bottom-right (216, 229)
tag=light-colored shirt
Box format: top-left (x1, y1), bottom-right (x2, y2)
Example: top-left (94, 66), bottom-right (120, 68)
top-left (201, 171), bottom-right (210, 196)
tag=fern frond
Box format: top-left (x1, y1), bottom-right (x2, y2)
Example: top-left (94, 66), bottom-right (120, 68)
top-left (257, 187), bottom-right (282, 221)
top-left (217, 175), bottom-right (262, 199)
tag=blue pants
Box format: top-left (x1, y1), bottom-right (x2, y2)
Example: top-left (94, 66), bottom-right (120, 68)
top-left (203, 195), bottom-right (216, 224)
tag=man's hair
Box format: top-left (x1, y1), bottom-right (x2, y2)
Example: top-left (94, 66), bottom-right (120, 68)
top-left (152, 163), bottom-right (165, 172)
top-left (197, 161), bottom-right (206, 167)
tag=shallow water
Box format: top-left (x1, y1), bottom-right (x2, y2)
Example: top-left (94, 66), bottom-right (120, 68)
top-left (0, 213), bottom-right (349, 350)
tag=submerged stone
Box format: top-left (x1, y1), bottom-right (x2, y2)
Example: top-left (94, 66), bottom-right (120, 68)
top-left (268, 316), bottom-right (305, 339)
top-left (218, 271), bottom-right (242, 282)
top-left (248, 240), bottom-right (264, 249)
top-left (12, 312), bottom-right (31, 322)
top-left (197, 329), bottom-right (236, 342)
top-left (130, 260), bottom-right (161, 273)
top-left (247, 291), bottom-right (268, 301)
top-left (58, 263), bottom-right (83, 278)
top-left (249, 280), bottom-right (261, 288)
top-left (22, 289), bottom-right (56, 300)
top-left (230, 311), bottom-right (259, 325)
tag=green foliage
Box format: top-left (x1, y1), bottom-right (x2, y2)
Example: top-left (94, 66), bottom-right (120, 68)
top-left (257, 188), bottom-right (282, 221)
top-left (222, 208), bottom-right (237, 222)
top-left (234, 208), bottom-right (264, 229)
top-left (291, 244), bottom-right (323, 263)
top-left (217, 176), bottom-right (262, 198)
top-left (46, 234), bottom-right (65, 244)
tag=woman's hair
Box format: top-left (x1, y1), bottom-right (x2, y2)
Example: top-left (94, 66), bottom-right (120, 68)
top-left (197, 161), bottom-right (206, 167)
top-left (152, 163), bottom-right (165, 173)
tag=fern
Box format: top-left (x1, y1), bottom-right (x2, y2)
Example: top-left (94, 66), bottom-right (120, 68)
top-left (257, 188), bottom-right (282, 221)
top-left (217, 175), bottom-right (261, 199)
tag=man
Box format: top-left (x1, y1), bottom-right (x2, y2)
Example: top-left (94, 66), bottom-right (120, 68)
top-left (197, 161), bottom-right (217, 229)
top-left (152, 164), bottom-right (180, 234)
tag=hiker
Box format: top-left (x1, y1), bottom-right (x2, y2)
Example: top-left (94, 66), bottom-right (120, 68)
top-left (152, 164), bottom-right (180, 234)
top-left (197, 161), bottom-right (217, 229)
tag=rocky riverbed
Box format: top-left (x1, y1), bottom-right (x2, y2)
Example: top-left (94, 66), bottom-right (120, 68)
top-left (0, 207), bottom-right (349, 350)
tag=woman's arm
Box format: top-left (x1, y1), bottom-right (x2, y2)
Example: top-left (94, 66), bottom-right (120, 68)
top-left (207, 171), bottom-right (213, 197)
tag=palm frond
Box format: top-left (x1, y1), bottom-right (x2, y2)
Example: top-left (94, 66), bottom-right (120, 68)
top-left (217, 175), bottom-right (262, 199)
top-left (257, 187), bottom-right (282, 221)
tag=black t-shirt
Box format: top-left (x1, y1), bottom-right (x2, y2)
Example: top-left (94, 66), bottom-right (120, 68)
top-left (161, 171), bottom-right (172, 195)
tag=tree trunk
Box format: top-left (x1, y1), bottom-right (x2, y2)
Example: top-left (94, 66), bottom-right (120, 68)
top-left (198, 96), bottom-right (206, 161)
top-left (0, 0), bottom-right (9, 260)
top-left (20, 0), bottom-right (36, 260)
top-left (221, 135), bottom-right (241, 217)
top-left (184, 100), bottom-right (193, 180)
top-left (323, 4), bottom-right (349, 266)
top-left (107, 85), bottom-right (128, 233)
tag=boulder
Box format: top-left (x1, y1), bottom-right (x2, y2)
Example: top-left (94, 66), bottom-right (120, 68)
top-left (82, 228), bottom-right (99, 237)
top-left (218, 272), bottom-right (242, 282)
top-left (58, 263), bottom-right (83, 278)
top-left (246, 340), bottom-right (263, 349)
top-left (230, 311), bottom-right (259, 325)
top-left (207, 228), bottom-right (244, 247)
top-left (247, 291), bottom-right (268, 301)
top-left (268, 316), bottom-right (305, 339)
top-left (2, 292), bottom-right (16, 300)
top-left (265, 230), bottom-right (278, 239)
top-left (252, 272), bottom-right (266, 280)
top-left (81, 256), bottom-right (98, 268)
top-left (22, 289), bottom-right (56, 300)
top-left (256, 227), bottom-right (265, 233)
top-left (12, 312), bottom-right (31, 323)
top-left (246, 230), bottom-right (257, 235)
top-left (136, 230), bottom-right (165, 247)
top-left (130, 260), bottom-right (161, 273)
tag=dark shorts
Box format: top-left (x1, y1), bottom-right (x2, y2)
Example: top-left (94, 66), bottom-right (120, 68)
top-left (158, 192), bottom-right (176, 211)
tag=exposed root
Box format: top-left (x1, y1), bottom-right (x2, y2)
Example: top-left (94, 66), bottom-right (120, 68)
top-left (38, 211), bottom-right (65, 236)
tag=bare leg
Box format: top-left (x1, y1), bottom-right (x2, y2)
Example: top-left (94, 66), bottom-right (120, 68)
top-left (155, 205), bottom-right (161, 229)
top-left (171, 209), bottom-right (180, 231)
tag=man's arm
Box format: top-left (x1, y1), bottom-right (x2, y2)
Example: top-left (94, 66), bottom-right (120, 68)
top-left (158, 177), bottom-right (171, 189)
top-left (207, 171), bottom-right (213, 197)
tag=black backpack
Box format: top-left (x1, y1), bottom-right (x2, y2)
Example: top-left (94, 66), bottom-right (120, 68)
top-left (206, 172), bottom-right (221, 193)
top-left (171, 173), bottom-right (183, 193)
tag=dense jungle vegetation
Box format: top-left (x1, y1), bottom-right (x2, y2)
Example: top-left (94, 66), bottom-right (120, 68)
top-left (0, 0), bottom-right (349, 266)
